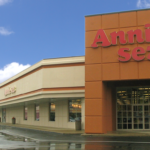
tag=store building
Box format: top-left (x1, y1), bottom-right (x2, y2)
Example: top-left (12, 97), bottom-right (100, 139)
top-left (0, 8), bottom-right (150, 134)
top-left (0, 57), bottom-right (85, 130)
top-left (85, 8), bottom-right (150, 133)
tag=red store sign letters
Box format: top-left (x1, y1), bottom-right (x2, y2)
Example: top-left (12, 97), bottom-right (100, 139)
top-left (91, 24), bottom-right (150, 62)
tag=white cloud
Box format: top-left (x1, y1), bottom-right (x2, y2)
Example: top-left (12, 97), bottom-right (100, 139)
top-left (0, 27), bottom-right (14, 35)
top-left (0, 62), bottom-right (31, 83)
top-left (137, 0), bottom-right (150, 8)
top-left (0, 0), bottom-right (12, 6)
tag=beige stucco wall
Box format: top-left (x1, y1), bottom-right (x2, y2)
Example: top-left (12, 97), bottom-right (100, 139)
top-left (43, 66), bottom-right (85, 88)
top-left (2, 99), bottom-right (86, 129)
top-left (0, 56), bottom-right (85, 87)
top-left (0, 66), bottom-right (85, 101)
top-left (0, 69), bottom-right (43, 100)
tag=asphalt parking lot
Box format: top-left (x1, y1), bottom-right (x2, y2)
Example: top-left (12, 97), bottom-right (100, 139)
top-left (1, 125), bottom-right (150, 149)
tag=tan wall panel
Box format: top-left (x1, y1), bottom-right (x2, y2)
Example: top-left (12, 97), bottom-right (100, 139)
top-left (85, 64), bottom-right (101, 81)
top-left (0, 70), bottom-right (43, 100)
top-left (102, 13), bottom-right (119, 29)
top-left (102, 46), bottom-right (119, 63)
top-left (85, 47), bottom-right (101, 64)
top-left (40, 103), bottom-right (48, 117)
top-left (119, 12), bottom-right (137, 28)
top-left (85, 81), bottom-right (102, 99)
top-left (137, 10), bottom-right (150, 26)
top-left (85, 99), bottom-right (102, 116)
top-left (42, 66), bottom-right (85, 88)
top-left (85, 16), bottom-right (101, 31)
top-left (55, 100), bottom-right (68, 117)
top-left (139, 61), bottom-right (150, 79)
top-left (102, 63), bottom-right (120, 80)
top-left (120, 62), bottom-right (138, 80)
top-left (102, 116), bottom-right (113, 133)
top-left (6, 106), bottom-right (24, 124)
top-left (27, 104), bottom-right (35, 125)
top-left (85, 31), bottom-right (98, 48)
top-left (102, 98), bottom-right (112, 117)
top-left (85, 116), bottom-right (102, 133)
top-left (101, 84), bottom-right (113, 117)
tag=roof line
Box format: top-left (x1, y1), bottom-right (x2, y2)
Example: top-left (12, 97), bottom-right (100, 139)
top-left (43, 55), bottom-right (85, 60)
top-left (85, 8), bottom-right (150, 17)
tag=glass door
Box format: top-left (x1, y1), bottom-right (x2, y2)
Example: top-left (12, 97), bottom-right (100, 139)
top-left (144, 105), bottom-right (150, 129)
top-left (133, 105), bottom-right (143, 129)
top-left (117, 104), bottom-right (132, 129)
top-left (117, 87), bottom-right (150, 130)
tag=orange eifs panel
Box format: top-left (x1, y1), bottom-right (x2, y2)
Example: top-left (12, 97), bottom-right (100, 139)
top-left (85, 9), bottom-right (150, 134)
top-left (85, 116), bottom-right (102, 133)
top-left (85, 99), bottom-right (102, 116)
top-left (85, 81), bottom-right (102, 99)
top-left (85, 64), bottom-right (101, 81)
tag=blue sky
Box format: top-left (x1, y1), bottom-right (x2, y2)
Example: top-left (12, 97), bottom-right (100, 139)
top-left (0, 0), bottom-right (149, 82)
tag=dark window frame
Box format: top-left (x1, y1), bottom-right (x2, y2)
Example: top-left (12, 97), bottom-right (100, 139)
top-left (49, 103), bottom-right (55, 121)
top-left (68, 99), bottom-right (81, 122)
top-left (24, 106), bottom-right (28, 120)
top-left (35, 105), bottom-right (40, 121)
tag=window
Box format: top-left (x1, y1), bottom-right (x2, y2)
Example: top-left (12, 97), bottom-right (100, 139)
top-left (35, 105), bottom-right (39, 121)
top-left (24, 107), bottom-right (28, 120)
top-left (69, 99), bottom-right (81, 122)
top-left (2, 108), bottom-right (6, 123)
top-left (49, 103), bottom-right (55, 121)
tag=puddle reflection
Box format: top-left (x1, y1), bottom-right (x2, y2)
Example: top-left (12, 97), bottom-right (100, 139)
top-left (1, 142), bottom-right (148, 150)
top-left (0, 133), bottom-right (149, 150)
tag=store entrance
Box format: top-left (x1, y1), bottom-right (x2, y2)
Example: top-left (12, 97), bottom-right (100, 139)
top-left (117, 87), bottom-right (150, 130)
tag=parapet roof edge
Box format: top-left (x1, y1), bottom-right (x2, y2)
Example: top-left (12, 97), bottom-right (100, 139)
top-left (0, 56), bottom-right (85, 87)
top-left (43, 55), bottom-right (85, 60)
top-left (85, 8), bottom-right (150, 17)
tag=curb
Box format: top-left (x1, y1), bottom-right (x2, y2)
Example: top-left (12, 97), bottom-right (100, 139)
top-left (81, 133), bottom-right (150, 137)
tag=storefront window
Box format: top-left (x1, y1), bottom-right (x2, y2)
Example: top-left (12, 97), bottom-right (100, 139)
top-left (35, 105), bottom-right (39, 121)
top-left (24, 107), bottom-right (28, 120)
top-left (69, 99), bottom-right (81, 122)
top-left (50, 103), bottom-right (55, 121)
top-left (2, 108), bottom-right (6, 123)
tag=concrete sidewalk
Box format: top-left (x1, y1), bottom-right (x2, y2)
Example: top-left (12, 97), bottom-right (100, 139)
top-left (0, 123), bottom-right (84, 134)
top-left (0, 123), bottom-right (150, 137)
